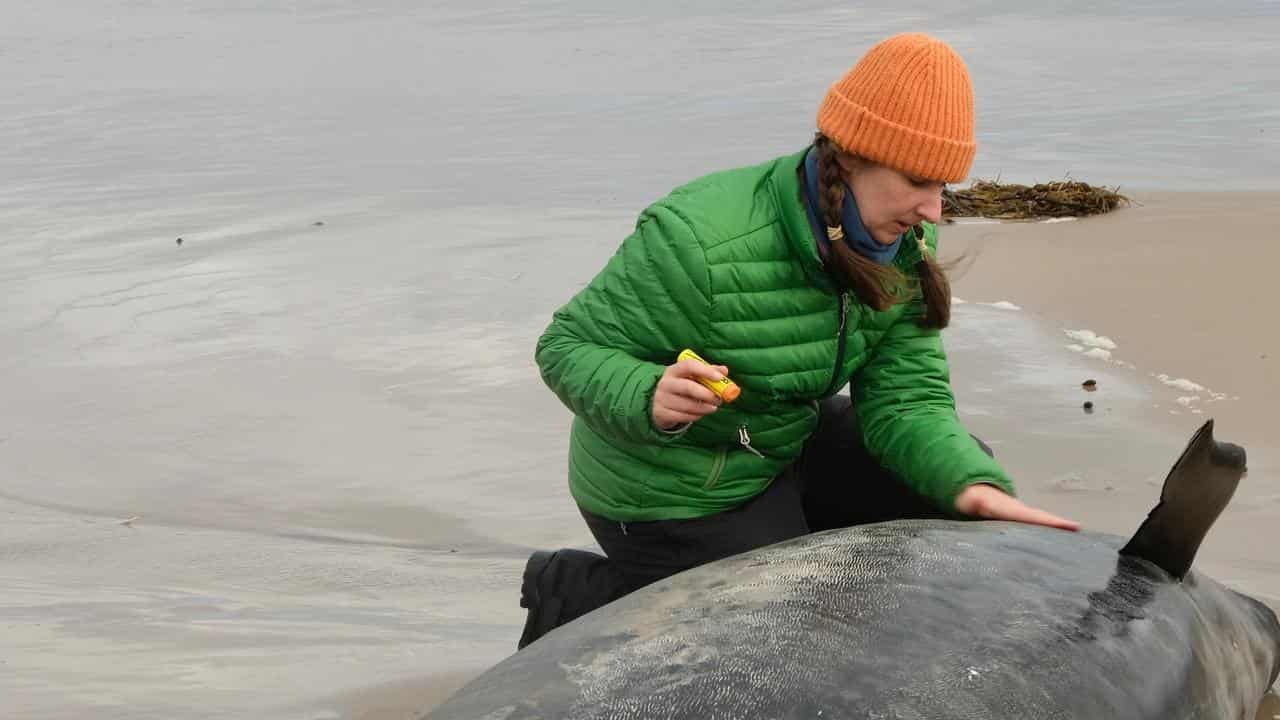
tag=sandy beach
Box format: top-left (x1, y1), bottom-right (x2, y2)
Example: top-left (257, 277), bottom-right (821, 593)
top-left (946, 191), bottom-right (1280, 453)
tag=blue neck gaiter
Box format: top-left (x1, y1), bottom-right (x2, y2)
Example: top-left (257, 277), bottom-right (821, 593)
top-left (801, 145), bottom-right (902, 265)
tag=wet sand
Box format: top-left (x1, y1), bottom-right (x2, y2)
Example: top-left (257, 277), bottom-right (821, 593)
top-left (945, 191), bottom-right (1280, 453)
top-left (312, 671), bottom-right (479, 720)
top-left (406, 194), bottom-right (1280, 719)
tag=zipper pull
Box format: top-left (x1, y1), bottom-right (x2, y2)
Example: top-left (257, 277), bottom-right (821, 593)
top-left (738, 425), bottom-right (765, 458)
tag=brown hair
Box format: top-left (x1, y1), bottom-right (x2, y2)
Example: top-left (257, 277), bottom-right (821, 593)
top-left (812, 132), bottom-right (952, 329)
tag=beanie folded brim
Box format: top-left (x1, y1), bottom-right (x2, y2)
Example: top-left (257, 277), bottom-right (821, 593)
top-left (818, 88), bottom-right (976, 184)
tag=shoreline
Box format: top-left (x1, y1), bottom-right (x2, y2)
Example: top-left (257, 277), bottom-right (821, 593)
top-left (943, 191), bottom-right (1280, 457)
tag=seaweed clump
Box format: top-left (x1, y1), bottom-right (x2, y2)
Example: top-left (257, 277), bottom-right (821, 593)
top-left (942, 180), bottom-right (1129, 220)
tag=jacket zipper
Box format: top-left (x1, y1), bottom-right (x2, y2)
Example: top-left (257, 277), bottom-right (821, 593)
top-left (738, 425), bottom-right (764, 458)
top-left (819, 291), bottom-right (851, 397)
top-left (704, 425), bottom-right (765, 490)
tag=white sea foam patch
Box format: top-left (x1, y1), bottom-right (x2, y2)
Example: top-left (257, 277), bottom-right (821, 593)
top-left (1156, 374), bottom-right (1204, 393)
top-left (1064, 329), bottom-right (1118, 350)
top-left (1064, 329), bottom-right (1119, 363)
top-left (1040, 217), bottom-right (1078, 224)
top-left (953, 298), bottom-right (1020, 310)
top-left (1152, 374), bottom-right (1235, 404)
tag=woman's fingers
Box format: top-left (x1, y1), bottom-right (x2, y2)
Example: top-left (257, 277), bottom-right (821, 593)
top-left (996, 501), bottom-right (1081, 531)
top-left (653, 360), bottom-right (729, 429)
top-left (673, 359), bottom-right (728, 383)
top-left (955, 483), bottom-right (1081, 532)
top-left (661, 393), bottom-right (719, 417)
top-left (669, 378), bottom-right (721, 406)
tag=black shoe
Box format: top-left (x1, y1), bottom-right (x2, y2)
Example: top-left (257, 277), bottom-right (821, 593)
top-left (517, 550), bottom-right (558, 650)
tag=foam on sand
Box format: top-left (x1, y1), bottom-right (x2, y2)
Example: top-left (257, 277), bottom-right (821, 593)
top-left (1156, 374), bottom-right (1205, 393)
top-left (1064, 329), bottom-right (1119, 364)
top-left (1065, 329), bottom-right (1118, 350)
top-left (953, 298), bottom-right (1021, 310)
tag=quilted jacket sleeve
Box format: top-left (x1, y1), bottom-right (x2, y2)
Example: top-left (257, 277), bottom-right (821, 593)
top-left (535, 201), bottom-right (711, 445)
top-left (851, 253), bottom-right (1016, 514)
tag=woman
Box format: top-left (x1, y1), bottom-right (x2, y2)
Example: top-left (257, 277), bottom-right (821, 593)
top-left (520, 32), bottom-right (1079, 649)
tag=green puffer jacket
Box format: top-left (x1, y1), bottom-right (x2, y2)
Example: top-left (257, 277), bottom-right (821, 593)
top-left (536, 148), bottom-right (1014, 522)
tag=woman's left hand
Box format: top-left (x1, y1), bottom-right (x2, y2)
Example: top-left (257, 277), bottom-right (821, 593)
top-left (954, 484), bottom-right (1080, 531)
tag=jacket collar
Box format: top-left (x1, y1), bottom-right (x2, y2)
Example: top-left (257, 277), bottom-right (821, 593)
top-left (769, 148), bottom-right (836, 292)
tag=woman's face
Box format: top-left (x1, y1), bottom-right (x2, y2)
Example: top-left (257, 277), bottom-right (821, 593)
top-left (839, 155), bottom-right (947, 246)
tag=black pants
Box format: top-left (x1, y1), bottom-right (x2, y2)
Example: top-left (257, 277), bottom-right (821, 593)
top-left (518, 395), bottom-right (991, 647)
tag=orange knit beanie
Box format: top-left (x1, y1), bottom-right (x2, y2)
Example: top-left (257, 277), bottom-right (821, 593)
top-left (817, 33), bottom-right (976, 183)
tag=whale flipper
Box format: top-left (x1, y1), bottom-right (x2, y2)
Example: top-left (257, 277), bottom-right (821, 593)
top-left (1120, 419), bottom-right (1247, 579)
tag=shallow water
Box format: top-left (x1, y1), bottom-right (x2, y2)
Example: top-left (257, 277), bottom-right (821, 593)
top-left (3, 1), bottom-right (1279, 717)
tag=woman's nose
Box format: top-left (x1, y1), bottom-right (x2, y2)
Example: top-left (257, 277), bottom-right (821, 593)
top-left (917, 190), bottom-right (943, 224)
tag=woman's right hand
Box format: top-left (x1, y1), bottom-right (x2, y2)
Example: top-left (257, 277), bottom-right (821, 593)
top-left (652, 359), bottom-right (729, 430)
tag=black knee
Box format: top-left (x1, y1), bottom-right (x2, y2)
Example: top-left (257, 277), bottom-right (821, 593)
top-left (518, 550), bottom-right (561, 649)
top-left (517, 549), bottom-right (628, 650)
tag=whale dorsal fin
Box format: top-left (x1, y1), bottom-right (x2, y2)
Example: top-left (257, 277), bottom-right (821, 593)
top-left (1120, 419), bottom-right (1247, 580)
